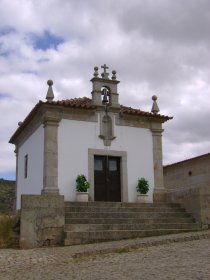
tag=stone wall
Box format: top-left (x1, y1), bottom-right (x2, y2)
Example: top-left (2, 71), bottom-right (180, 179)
top-left (20, 194), bottom-right (65, 249)
top-left (166, 186), bottom-right (210, 225)
top-left (164, 154), bottom-right (210, 190)
top-left (164, 154), bottom-right (210, 225)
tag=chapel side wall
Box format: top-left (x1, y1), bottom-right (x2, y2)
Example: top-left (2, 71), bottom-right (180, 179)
top-left (58, 118), bottom-right (154, 203)
top-left (17, 125), bottom-right (44, 209)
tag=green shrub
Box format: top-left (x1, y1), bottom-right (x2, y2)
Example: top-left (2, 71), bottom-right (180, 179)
top-left (75, 175), bottom-right (90, 192)
top-left (0, 215), bottom-right (15, 248)
top-left (0, 179), bottom-right (16, 214)
top-left (136, 177), bottom-right (149, 194)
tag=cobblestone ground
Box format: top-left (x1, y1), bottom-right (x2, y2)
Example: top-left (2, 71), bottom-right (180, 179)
top-left (0, 234), bottom-right (210, 280)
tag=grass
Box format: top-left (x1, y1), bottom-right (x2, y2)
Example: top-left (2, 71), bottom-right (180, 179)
top-left (0, 179), bottom-right (16, 214)
top-left (0, 179), bottom-right (18, 247)
top-left (0, 215), bottom-right (16, 248)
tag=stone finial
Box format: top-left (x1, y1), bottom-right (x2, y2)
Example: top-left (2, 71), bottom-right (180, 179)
top-left (112, 70), bottom-right (117, 80)
top-left (151, 95), bottom-right (160, 114)
top-left (101, 64), bottom-right (109, 79)
top-left (93, 66), bottom-right (99, 77)
top-left (46, 80), bottom-right (54, 102)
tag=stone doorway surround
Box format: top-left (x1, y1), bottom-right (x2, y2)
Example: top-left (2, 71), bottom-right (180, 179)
top-left (88, 149), bottom-right (128, 202)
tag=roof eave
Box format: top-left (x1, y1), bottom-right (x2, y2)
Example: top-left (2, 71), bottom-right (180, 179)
top-left (9, 101), bottom-right (44, 144)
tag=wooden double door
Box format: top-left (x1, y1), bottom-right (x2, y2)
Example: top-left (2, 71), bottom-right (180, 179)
top-left (94, 156), bottom-right (121, 202)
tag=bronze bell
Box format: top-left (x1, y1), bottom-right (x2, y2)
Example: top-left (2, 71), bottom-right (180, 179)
top-left (102, 88), bottom-right (109, 104)
top-left (102, 94), bottom-right (109, 104)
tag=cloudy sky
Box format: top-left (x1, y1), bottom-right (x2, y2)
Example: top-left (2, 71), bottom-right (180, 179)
top-left (0, 0), bottom-right (210, 180)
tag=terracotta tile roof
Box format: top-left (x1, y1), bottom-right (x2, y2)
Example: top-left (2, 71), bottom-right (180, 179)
top-left (49, 97), bottom-right (96, 109)
top-left (120, 105), bottom-right (171, 119)
top-left (48, 97), bottom-right (172, 120)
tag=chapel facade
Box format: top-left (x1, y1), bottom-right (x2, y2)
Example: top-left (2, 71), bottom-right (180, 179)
top-left (10, 65), bottom-right (172, 210)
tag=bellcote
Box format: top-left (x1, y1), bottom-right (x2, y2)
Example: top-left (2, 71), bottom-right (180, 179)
top-left (90, 64), bottom-right (120, 108)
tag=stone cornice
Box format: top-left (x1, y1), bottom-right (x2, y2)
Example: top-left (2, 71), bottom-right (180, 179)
top-left (116, 114), bottom-right (162, 129)
top-left (9, 97), bottom-right (171, 147)
top-left (96, 106), bottom-right (121, 114)
top-left (42, 110), bottom-right (61, 127)
top-left (90, 77), bottom-right (120, 85)
top-left (151, 128), bottom-right (164, 136)
top-left (61, 107), bottom-right (97, 122)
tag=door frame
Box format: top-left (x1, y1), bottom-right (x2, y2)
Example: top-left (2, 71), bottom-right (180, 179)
top-left (88, 149), bottom-right (128, 202)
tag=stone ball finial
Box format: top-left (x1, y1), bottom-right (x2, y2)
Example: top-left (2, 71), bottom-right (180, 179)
top-left (112, 70), bottom-right (117, 80)
top-left (46, 79), bottom-right (54, 101)
top-left (93, 66), bottom-right (99, 77)
top-left (151, 95), bottom-right (160, 114)
top-left (47, 80), bottom-right (53, 86)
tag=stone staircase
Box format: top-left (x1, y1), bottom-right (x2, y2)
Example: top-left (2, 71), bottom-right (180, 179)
top-left (64, 202), bottom-right (201, 246)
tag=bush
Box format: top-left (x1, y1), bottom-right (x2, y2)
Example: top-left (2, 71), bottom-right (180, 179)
top-left (136, 177), bottom-right (149, 194)
top-left (76, 175), bottom-right (90, 192)
top-left (0, 215), bottom-right (16, 248)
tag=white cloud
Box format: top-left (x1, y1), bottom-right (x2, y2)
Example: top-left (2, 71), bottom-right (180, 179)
top-left (0, 0), bottom-right (210, 177)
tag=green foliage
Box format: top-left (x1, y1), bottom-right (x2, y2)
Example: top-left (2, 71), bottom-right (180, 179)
top-left (76, 175), bottom-right (90, 192)
top-left (0, 179), bottom-right (16, 214)
top-left (136, 177), bottom-right (149, 194)
top-left (0, 215), bottom-right (15, 248)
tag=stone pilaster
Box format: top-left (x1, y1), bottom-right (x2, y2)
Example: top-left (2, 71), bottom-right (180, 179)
top-left (42, 113), bottom-right (60, 194)
top-left (151, 125), bottom-right (166, 202)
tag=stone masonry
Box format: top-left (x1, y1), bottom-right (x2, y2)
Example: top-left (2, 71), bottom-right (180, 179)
top-left (20, 194), bottom-right (64, 249)
top-left (164, 153), bottom-right (210, 226)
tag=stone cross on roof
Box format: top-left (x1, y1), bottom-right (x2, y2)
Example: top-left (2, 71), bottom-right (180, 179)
top-left (101, 64), bottom-right (109, 79)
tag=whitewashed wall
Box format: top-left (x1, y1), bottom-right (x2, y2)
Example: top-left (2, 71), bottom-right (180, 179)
top-left (58, 115), bottom-right (154, 202)
top-left (16, 125), bottom-right (44, 209)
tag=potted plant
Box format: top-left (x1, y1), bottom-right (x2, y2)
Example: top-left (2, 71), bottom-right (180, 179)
top-left (75, 174), bottom-right (90, 202)
top-left (136, 177), bottom-right (149, 203)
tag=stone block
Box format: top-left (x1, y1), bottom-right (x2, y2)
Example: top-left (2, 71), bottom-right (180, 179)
top-left (166, 185), bottom-right (210, 225)
top-left (20, 194), bottom-right (65, 249)
top-left (153, 189), bottom-right (166, 202)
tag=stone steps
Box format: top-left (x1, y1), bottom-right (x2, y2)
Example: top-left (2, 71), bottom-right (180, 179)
top-left (65, 206), bottom-right (186, 213)
top-left (65, 217), bottom-right (196, 224)
top-left (64, 202), bottom-right (200, 246)
top-left (65, 211), bottom-right (192, 219)
top-left (65, 223), bottom-right (200, 231)
top-left (65, 202), bottom-right (182, 208)
top-left (65, 229), bottom-right (200, 246)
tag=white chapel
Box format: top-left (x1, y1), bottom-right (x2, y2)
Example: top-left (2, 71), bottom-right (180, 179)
top-left (10, 65), bottom-right (172, 209)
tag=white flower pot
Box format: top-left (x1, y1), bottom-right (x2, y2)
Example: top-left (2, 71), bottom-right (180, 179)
top-left (136, 194), bottom-right (149, 203)
top-left (76, 192), bottom-right (89, 202)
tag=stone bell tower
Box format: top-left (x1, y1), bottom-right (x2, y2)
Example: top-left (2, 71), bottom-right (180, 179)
top-left (90, 64), bottom-right (120, 146)
top-left (90, 64), bottom-right (120, 108)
